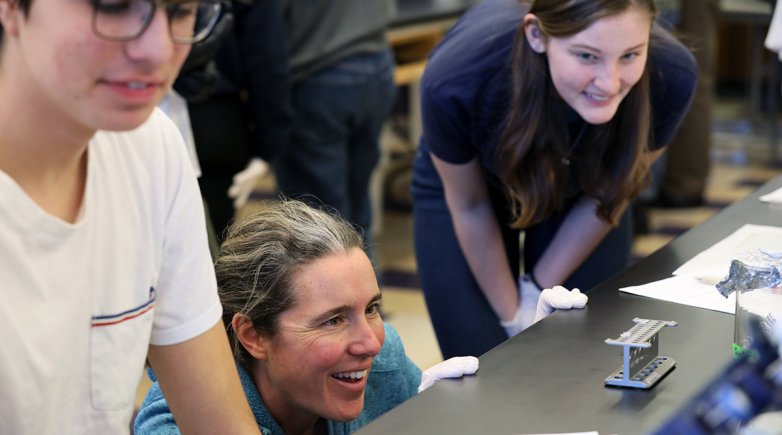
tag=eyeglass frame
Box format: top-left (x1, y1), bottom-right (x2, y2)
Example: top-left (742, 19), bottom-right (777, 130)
top-left (88, 0), bottom-right (227, 45)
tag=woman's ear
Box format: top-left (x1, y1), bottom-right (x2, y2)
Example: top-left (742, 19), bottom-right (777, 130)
top-left (0, 0), bottom-right (21, 38)
top-left (232, 313), bottom-right (270, 361)
top-left (523, 14), bottom-right (546, 54)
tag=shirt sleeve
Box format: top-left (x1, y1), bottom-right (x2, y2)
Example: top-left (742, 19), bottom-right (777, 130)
top-left (420, 72), bottom-right (478, 164)
top-left (149, 110), bottom-right (223, 346)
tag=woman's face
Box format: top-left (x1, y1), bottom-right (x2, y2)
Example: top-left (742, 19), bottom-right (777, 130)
top-left (525, 7), bottom-right (651, 125)
top-left (0, 0), bottom-right (189, 134)
top-left (256, 247), bottom-right (385, 423)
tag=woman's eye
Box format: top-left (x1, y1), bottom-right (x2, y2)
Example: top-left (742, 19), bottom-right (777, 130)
top-left (577, 52), bottom-right (597, 61)
top-left (323, 316), bottom-right (345, 327)
top-left (622, 52), bottom-right (640, 61)
top-left (366, 303), bottom-right (381, 316)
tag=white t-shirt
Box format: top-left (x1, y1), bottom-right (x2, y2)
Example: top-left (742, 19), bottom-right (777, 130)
top-left (158, 90), bottom-right (201, 178)
top-left (0, 109), bottom-right (222, 434)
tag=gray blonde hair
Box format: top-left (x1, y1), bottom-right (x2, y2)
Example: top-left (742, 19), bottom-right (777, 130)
top-left (215, 200), bottom-right (365, 368)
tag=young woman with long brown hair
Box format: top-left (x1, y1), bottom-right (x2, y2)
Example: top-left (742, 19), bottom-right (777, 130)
top-left (412, 0), bottom-right (697, 358)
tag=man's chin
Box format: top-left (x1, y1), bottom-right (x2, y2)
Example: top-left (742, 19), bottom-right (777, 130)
top-left (97, 107), bottom-right (157, 132)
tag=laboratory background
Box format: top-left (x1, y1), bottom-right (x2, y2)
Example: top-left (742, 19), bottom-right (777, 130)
top-left (131, 0), bottom-right (782, 431)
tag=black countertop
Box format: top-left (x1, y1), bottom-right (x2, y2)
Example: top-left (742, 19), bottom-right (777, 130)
top-left (358, 175), bottom-right (782, 434)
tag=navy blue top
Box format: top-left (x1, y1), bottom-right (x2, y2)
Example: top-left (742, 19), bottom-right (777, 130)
top-left (414, 0), bottom-right (697, 194)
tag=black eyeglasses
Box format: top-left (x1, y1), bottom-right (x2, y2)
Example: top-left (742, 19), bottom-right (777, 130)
top-left (89, 0), bottom-right (225, 44)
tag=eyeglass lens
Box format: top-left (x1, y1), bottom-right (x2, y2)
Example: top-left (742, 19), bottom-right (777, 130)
top-left (92, 0), bottom-right (221, 43)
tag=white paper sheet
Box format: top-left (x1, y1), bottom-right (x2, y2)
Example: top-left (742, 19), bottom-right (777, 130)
top-left (619, 224), bottom-right (782, 313)
top-left (619, 275), bottom-right (736, 314)
top-left (671, 224), bottom-right (782, 283)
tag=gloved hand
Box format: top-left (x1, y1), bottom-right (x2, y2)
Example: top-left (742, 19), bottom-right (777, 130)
top-left (499, 274), bottom-right (542, 338)
top-left (418, 356), bottom-right (479, 393)
top-left (534, 286), bottom-right (588, 323)
top-left (227, 158), bottom-right (269, 209)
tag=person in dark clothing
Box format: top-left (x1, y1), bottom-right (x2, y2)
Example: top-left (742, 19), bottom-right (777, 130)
top-left (272, 0), bottom-right (397, 254)
top-left (412, 0), bottom-right (698, 358)
top-left (656, 0), bottom-right (718, 208)
top-left (178, 0), bottom-right (292, 240)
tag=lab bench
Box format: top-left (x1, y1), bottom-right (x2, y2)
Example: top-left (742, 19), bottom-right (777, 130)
top-left (358, 175), bottom-right (782, 434)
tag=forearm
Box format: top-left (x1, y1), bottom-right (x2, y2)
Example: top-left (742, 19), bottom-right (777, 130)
top-left (433, 154), bottom-right (519, 321)
top-left (533, 196), bottom-right (628, 288)
top-left (147, 322), bottom-right (260, 435)
top-left (534, 146), bottom-right (664, 287)
top-left (448, 199), bottom-right (519, 321)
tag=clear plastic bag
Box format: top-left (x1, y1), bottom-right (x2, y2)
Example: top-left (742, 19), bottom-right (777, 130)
top-left (716, 250), bottom-right (782, 358)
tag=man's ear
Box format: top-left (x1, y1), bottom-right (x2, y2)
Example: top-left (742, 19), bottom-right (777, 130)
top-left (523, 14), bottom-right (546, 54)
top-left (0, 0), bottom-right (22, 38)
top-left (232, 313), bottom-right (270, 361)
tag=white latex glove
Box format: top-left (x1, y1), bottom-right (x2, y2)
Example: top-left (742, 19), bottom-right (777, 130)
top-left (534, 285), bottom-right (588, 323)
top-left (499, 274), bottom-right (542, 338)
top-left (417, 356), bottom-right (479, 393)
top-left (227, 158), bottom-right (269, 209)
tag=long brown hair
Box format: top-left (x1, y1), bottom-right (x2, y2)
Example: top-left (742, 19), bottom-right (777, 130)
top-left (496, 0), bottom-right (657, 228)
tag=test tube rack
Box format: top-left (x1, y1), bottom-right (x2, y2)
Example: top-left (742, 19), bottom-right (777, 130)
top-left (604, 318), bottom-right (678, 389)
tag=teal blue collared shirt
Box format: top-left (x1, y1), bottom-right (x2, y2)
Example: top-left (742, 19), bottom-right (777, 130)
top-left (134, 323), bottom-right (422, 435)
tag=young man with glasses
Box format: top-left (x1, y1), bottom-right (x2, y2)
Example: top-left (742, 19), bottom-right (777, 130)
top-left (0, 0), bottom-right (261, 433)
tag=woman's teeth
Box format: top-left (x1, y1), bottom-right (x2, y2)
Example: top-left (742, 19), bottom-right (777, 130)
top-left (585, 92), bottom-right (608, 101)
top-left (332, 370), bottom-right (367, 382)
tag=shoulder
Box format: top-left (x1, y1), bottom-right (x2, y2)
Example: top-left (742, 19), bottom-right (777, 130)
top-left (136, 367), bottom-right (283, 435)
top-left (422, 0), bottom-right (525, 97)
top-left (648, 24), bottom-right (698, 95)
top-left (134, 385), bottom-right (279, 435)
top-left (646, 25), bottom-right (698, 145)
top-left (420, 0), bottom-right (521, 154)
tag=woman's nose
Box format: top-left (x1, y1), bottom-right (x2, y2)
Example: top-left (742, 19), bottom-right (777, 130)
top-left (594, 62), bottom-right (621, 94)
top-left (348, 319), bottom-right (383, 357)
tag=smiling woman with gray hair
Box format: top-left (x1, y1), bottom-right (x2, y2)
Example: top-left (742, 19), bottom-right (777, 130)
top-left (135, 200), bottom-right (480, 435)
